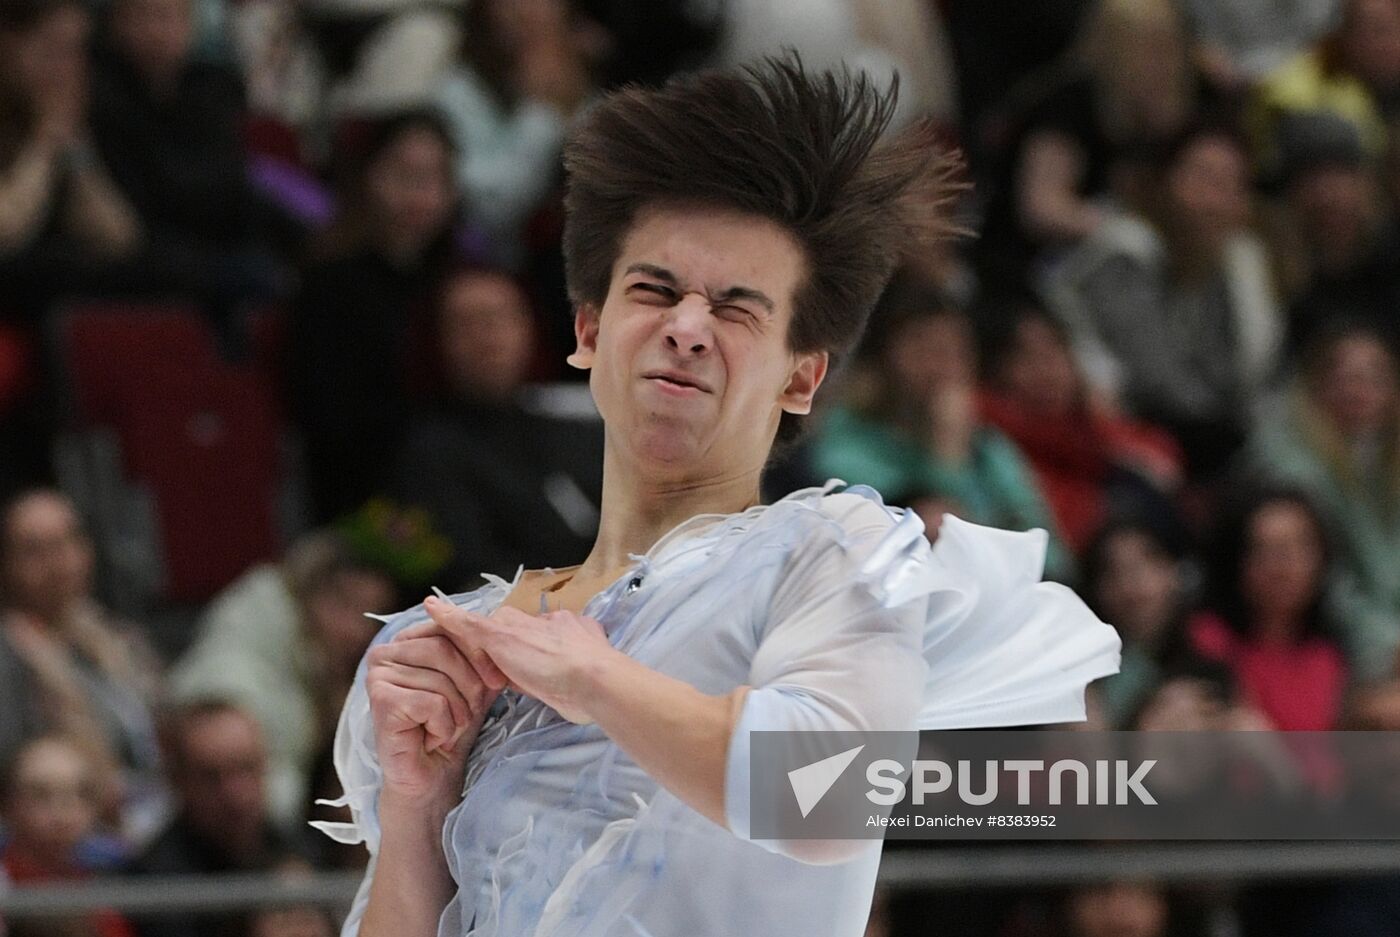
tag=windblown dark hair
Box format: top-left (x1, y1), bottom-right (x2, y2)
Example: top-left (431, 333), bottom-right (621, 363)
top-left (561, 54), bottom-right (963, 446)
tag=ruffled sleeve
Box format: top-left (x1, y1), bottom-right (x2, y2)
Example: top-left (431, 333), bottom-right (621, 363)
top-left (723, 486), bottom-right (1121, 857)
top-left (824, 485), bottom-right (1121, 729)
top-left (903, 511), bottom-right (1122, 729)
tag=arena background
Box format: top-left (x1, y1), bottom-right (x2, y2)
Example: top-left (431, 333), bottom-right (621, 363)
top-left (1, 0), bottom-right (1399, 934)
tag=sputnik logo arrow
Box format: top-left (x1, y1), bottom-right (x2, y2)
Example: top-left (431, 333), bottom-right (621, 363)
top-left (788, 744), bottom-right (865, 818)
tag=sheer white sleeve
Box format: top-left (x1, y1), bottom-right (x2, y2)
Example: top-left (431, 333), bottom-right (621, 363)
top-left (723, 491), bottom-right (1120, 860)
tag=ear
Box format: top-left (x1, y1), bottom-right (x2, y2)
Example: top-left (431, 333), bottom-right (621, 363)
top-left (566, 304), bottom-right (600, 370)
top-left (779, 350), bottom-right (829, 415)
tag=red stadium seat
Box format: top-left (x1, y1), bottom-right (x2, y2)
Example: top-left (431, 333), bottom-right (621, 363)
top-left (116, 367), bottom-right (283, 601)
top-left (0, 321), bottom-right (36, 415)
top-left (57, 304), bottom-right (284, 603)
top-left (59, 302), bottom-right (217, 427)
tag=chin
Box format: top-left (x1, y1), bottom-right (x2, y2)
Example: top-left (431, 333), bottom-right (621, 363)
top-left (630, 419), bottom-right (705, 468)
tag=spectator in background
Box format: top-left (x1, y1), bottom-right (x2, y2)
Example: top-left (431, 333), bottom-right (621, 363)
top-left (980, 300), bottom-right (1183, 553)
top-left (1047, 125), bottom-right (1282, 480)
top-left (0, 0), bottom-right (140, 313)
top-left (1188, 488), bottom-right (1348, 731)
top-left (1130, 656), bottom-right (1255, 731)
top-left (89, 0), bottom-right (285, 313)
top-left (433, 0), bottom-right (605, 264)
top-left (1082, 520), bottom-right (1196, 727)
top-left (977, 0), bottom-right (1198, 287)
top-left (0, 489), bottom-right (161, 839)
top-left (166, 523), bottom-right (405, 829)
top-left (1251, 0), bottom-right (1400, 181)
top-left (719, 0), bottom-right (959, 131)
top-left (1179, 0), bottom-right (1340, 96)
top-left (810, 277), bottom-right (1073, 580)
top-left (289, 109), bottom-right (460, 523)
top-left (943, 0), bottom-right (1092, 168)
top-left (302, 0), bottom-right (463, 118)
top-left (1264, 112), bottom-right (1400, 357)
top-left (887, 485), bottom-right (964, 546)
top-left (1054, 881), bottom-right (1172, 937)
top-left (391, 267), bottom-right (603, 588)
top-left (0, 736), bottom-right (133, 937)
top-left (1248, 324), bottom-right (1400, 682)
top-left (246, 892), bottom-right (336, 937)
top-left (129, 700), bottom-right (321, 937)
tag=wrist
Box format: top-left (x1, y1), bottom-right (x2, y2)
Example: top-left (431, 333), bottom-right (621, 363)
top-left (569, 646), bottom-right (631, 725)
top-left (379, 786), bottom-right (456, 834)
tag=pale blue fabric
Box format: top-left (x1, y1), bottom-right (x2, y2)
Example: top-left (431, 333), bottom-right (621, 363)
top-left (318, 480), bottom-right (1121, 937)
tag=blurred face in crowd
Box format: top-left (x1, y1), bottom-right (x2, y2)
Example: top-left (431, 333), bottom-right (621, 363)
top-left (1241, 500), bottom-right (1325, 626)
top-left (1093, 529), bottom-right (1181, 647)
top-left (110, 0), bottom-right (195, 87)
top-left (1135, 676), bottom-right (1229, 732)
top-left (569, 205), bottom-right (825, 475)
top-left (439, 272), bottom-right (536, 402)
top-left (306, 568), bottom-right (394, 676)
top-left (1, 490), bottom-right (95, 622)
top-left (1315, 334), bottom-right (1398, 436)
top-left (173, 707), bottom-right (268, 857)
top-left (486, 0), bottom-right (572, 49)
top-left (1068, 882), bottom-right (1168, 937)
top-left (1091, 0), bottom-right (1191, 135)
top-left (250, 907), bottom-right (337, 937)
top-left (886, 311), bottom-right (975, 402)
top-left (0, 1), bottom-right (88, 110)
top-left (1166, 135), bottom-right (1249, 248)
top-left (1290, 165), bottom-right (1377, 260)
top-left (1, 737), bottom-right (96, 870)
top-left (998, 313), bottom-right (1080, 417)
top-left (1342, 0), bottom-right (1400, 90)
top-left (368, 125), bottom-right (457, 262)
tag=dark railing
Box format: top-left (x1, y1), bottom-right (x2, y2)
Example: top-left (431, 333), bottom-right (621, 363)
top-left (4, 843), bottom-right (1400, 918)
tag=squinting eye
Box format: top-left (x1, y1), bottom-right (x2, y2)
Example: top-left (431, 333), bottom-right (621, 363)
top-left (629, 283), bottom-right (676, 303)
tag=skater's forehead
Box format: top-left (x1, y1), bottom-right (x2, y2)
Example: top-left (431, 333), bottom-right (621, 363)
top-left (612, 205), bottom-right (806, 311)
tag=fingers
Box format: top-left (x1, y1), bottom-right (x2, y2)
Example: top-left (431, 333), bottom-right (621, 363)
top-left (369, 637), bottom-right (493, 719)
top-left (368, 651), bottom-right (471, 728)
top-left (395, 614), bottom-right (508, 692)
top-left (422, 597), bottom-right (510, 691)
top-left (366, 678), bottom-right (457, 752)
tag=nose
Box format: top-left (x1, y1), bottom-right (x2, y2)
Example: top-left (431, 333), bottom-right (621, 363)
top-left (663, 293), bottom-right (713, 357)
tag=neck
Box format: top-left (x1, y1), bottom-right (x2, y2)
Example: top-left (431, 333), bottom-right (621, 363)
top-left (577, 438), bottom-right (763, 578)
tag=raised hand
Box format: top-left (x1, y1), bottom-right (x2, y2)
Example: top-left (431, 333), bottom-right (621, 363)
top-left (364, 624), bottom-right (502, 802)
top-left (422, 596), bottom-right (612, 725)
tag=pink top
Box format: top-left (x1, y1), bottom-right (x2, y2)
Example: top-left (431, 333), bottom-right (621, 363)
top-left (1188, 611), bottom-right (1347, 731)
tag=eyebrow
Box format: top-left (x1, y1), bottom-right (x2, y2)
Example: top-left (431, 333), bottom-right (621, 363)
top-left (624, 263), bottom-right (776, 314)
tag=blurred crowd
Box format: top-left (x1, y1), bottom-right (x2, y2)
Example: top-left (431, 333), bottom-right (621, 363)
top-left (0, 0), bottom-right (1398, 935)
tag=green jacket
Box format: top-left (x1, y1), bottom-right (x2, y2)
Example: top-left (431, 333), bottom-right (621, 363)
top-left (811, 406), bottom-right (1075, 581)
top-left (1248, 392), bottom-right (1400, 681)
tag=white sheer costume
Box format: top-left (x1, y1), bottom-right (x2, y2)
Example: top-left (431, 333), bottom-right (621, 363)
top-left (317, 480), bottom-right (1121, 936)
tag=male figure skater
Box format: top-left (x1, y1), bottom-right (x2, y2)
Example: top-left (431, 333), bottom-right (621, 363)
top-left (321, 56), bottom-right (1121, 937)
